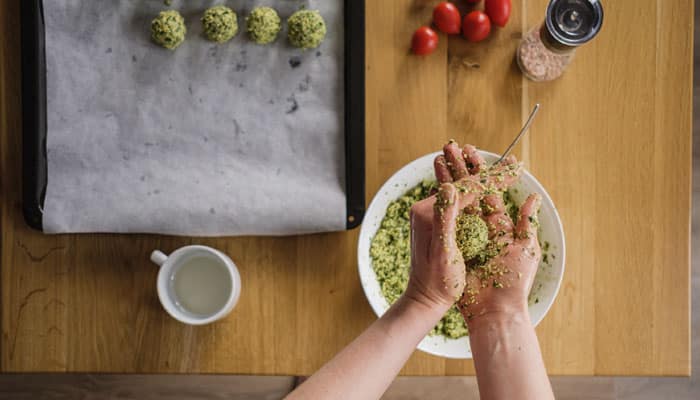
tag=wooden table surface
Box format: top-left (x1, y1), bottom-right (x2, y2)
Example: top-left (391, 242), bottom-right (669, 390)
top-left (0, 0), bottom-right (692, 376)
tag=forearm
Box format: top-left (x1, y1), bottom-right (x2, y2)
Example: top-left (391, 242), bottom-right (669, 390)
top-left (468, 307), bottom-right (554, 400)
top-left (286, 295), bottom-right (448, 400)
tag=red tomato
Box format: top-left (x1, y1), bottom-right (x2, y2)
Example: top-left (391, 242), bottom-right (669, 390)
top-left (411, 26), bottom-right (439, 55)
top-left (433, 2), bottom-right (461, 35)
top-left (462, 11), bottom-right (491, 42)
top-left (485, 0), bottom-right (511, 27)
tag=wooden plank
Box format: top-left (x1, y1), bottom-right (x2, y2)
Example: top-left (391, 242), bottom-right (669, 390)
top-left (525, 0), bottom-right (692, 376)
top-left (0, 0), bottom-right (692, 376)
top-left (523, 0), bottom-right (598, 375)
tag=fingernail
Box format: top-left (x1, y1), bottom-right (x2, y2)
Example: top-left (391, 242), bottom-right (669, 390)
top-left (444, 184), bottom-right (457, 205)
top-left (534, 194), bottom-right (543, 211)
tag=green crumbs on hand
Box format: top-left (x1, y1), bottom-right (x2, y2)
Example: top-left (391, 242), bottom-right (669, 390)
top-left (246, 7), bottom-right (281, 45)
top-left (287, 10), bottom-right (327, 49)
top-left (151, 10), bottom-right (186, 50)
top-left (202, 5), bottom-right (238, 43)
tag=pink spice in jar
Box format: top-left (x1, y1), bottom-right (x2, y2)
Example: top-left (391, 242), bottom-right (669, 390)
top-left (517, 27), bottom-right (574, 82)
top-left (517, 0), bottom-right (604, 82)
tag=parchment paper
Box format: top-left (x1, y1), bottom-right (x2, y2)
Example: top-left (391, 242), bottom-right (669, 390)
top-left (42, 0), bottom-right (346, 236)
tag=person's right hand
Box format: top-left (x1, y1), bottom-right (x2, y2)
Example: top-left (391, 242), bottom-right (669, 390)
top-left (459, 192), bottom-right (542, 324)
top-left (433, 141), bottom-right (542, 329)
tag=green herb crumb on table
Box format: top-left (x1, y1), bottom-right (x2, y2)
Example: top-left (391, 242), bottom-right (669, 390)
top-left (287, 9), bottom-right (327, 49)
top-left (246, 7), bottom-right (282, 45)
top-left (151, 10), bottom-right (186, 50)
top-left (202, 5), bottom-right (239, 43)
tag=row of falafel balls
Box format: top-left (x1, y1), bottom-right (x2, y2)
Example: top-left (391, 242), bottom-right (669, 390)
top-left (152, 6), bottom-right (327, 50)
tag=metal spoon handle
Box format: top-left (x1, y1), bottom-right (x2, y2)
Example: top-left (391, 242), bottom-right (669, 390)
top-left (495, 103), bottom-right (541, 164)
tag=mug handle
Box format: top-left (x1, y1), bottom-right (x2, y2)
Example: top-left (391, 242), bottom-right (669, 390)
top-left (150, 250), bottom-right (168, 266)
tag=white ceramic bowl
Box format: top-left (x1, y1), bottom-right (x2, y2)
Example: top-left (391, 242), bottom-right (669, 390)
top-left (358, 151), bottom-right (565, 359)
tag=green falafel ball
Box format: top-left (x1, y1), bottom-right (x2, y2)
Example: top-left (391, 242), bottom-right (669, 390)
top-left (151, 10), bottom-right (186, 50)
top-left (456, 213), bottom-right (489, 260)
top-left (287, 10), bottom-right (327, 49)
top-left (246, 7), bottom-right (281, 45)
top-left (202, 5), bottom-right (238, 43)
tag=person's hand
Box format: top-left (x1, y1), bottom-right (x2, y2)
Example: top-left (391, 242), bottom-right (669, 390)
top-left (405, 141), bottom-right (524, 312)
top-left (406, 183), bottom-right (472, 312)
top-left (432, 141), bottom-right (542, 328)
top-left (433, 141), bottom-right (522, 196)
top-left (459, 192), bottom-right (542, 325)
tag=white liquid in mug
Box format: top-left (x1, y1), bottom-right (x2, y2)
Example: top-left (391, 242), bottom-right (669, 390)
top-left (171, 256), bottom-right (232, 316)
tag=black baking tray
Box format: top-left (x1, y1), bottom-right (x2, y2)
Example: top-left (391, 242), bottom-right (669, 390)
top-left (21, 0), bottom-right (365, 232)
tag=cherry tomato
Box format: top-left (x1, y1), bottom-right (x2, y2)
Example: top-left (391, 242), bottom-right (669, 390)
top-left (462, 11), bottom-right (491, 42)
top-left (485, 0), bottom-right (511, 27)
top-left (411, 26), bottom-right (439, 55)
top-left (433, 2), bottom-right (461, 35)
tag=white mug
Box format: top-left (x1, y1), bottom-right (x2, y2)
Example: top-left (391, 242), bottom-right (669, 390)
top-left (150, 245), bottom-right (241, 325)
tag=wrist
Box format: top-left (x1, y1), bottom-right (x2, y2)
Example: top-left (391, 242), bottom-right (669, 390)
top-left (403, 282), bottom-right (453, 317)
top-left (398, 292), bottom-right (452, 322)
top-left (465, 303), bottom-right (529, 333)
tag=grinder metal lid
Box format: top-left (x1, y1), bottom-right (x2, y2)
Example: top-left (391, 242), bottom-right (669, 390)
top-left (545, 0), bottom-right (603, 48)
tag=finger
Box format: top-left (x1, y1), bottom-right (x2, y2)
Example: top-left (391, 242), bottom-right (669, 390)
top-left (431, 183), bottom-right (460, 259)
top-left (410, 197), bottom-right (436, 258)
top-left (463, 144), bottom-right (486, 174)
top-left (515, 193), bottom-right (542, 243)
top-left (463, 197), bottom-right (482, 217)
top-left (453, 177), bottom-right (484, 206)
top-left (458, 273), bottom-right (482, 316)
top-left (481, 193), bottom-right (506, 215)
top-left (481, 194), bottom-right (515, 243)
top-left (488, 157), bottom-right (524, 191)
top-left (434, 155), bottom-right (453, 183)
top-left (501, 154), bottom-right (518, 166)
top-left (410, 196), bottom-right (435, 229)
top-left (444, 141), bottom-right (469, 181)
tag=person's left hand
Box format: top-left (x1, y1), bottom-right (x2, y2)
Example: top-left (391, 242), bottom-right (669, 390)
top-left (405, 183), bottom-right (472, 311)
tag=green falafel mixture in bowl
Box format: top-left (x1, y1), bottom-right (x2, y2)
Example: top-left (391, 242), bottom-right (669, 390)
top-left (246, 7), bottom-right (282, 45)
top-left (287, 9), bottom-right (327, 49)
top-left (151, 10), bottom-right (187, 50)
top-left (202, 5), bottom-right (239, 43)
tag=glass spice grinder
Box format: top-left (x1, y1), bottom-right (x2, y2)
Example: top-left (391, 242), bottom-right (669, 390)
top-left (517, 0), bottom-right (604, 82)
